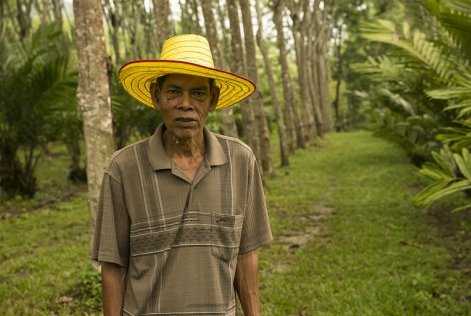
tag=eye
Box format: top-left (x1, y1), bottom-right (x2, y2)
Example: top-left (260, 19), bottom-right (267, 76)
top-left (192, 91), bottom-right (206, 99)
top-left (165, 89), bottom-right (181, 99)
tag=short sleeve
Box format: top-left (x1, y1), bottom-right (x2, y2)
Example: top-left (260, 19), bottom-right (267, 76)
top-left (238, 158), bottom-right (273, 254)
top-left (91, 171), bottom-right (130, 268)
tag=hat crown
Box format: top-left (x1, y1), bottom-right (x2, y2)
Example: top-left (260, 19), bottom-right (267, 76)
top-left (160, 35), bottom-right (214, 68)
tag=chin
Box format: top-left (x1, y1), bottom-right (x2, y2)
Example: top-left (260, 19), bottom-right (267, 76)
top-left (171, 127), bottom-right (201, 139)
top-left (174, 132), bottom-right (197, 141)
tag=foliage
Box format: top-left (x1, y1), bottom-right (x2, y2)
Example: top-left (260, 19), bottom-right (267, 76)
top-left (414, 146), bottom-right (471, 212)
top-left (60, 110), bottom-right (87, 183)
top-left (352, 23), bottom-right (456, 163)
top-left (0, 22), bottom-right (78, 197)
top-left (110, 69), bottom-right (163, 149)
top-left (354, 0), bottom-right (471, 210)
top-left (334, 0), bottom-right (409, 130)
top-left (369, 108), bottom-right (440, 165)
top-left (73, 268), bottom-right (102, 311)
top-left (436, 120), bottom-right (471, 151)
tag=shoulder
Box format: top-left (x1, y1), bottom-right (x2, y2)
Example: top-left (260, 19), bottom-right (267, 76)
top-left (105, 138), bottom-right (150, 173)
top-left (212, 133), bottom-right (255, 158)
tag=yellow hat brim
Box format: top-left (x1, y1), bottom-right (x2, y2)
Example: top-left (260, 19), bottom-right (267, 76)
top-left (118, 60), bottom-right (256, 110)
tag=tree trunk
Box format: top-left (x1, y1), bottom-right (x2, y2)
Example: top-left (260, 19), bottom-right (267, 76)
top-left (239, 0), bottom-right (273, 175)
top-left (272, 0), bottom-right (305, 152)
top-left (0, 0), bottom-right (3, 23)
top-left (16, 0), bottom-right (33, 40)
top-left (102, 0), bottom-right (121, 65)
top-left (33, 0), bottom-right (49, 27)
top-left (306, 1), bottom-right (324, 137)
top-left (315, 0), bottom-right (337, 134)
top-left (226, 0), bottom-right (260, 163)
top-left (142, 4), bottom-right (158, 59)
top-left (191, 0), bottom-right (203, 34)
top-left (333, 25), bottom-right (342, 132)
top-left (4, 1), bottom-right (20, 42)
top-left (152, 0), bottom-right (175, 52)
top-left (179, 0), bottom-right (190, 34)
top-left (200, 0), bottom-right (239, 138)
top-left (131, 0), bottom-right (142, 60)
top-left (216, 0), bottom-right (233, 72)
top-left (51, 0), bottom-right (63, 31)
top-left (289, 1), bottom-right (316, 144)
top-left (309, 46), bottom-right (324, 137)
top-left (316, 35), bottom-right (333, 134)
top-left (73, 0), bottom-right (115, 269)
top-left (255, 0), bottom-right (289, 167)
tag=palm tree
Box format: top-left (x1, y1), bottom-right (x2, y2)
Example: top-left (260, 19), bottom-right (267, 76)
top-left (0, 23), bottom-right (78, 197)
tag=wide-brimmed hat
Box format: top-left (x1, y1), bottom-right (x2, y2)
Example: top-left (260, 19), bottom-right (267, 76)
top-left (118, 34), bottom-right (256, 110)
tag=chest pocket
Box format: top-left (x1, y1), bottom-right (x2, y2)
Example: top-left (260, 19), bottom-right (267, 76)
top-left (211, 213), bottom-right (244, 262)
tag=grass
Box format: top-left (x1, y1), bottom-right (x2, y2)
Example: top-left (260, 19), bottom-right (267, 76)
top-left (1, 131), bottom-right (471, 315)
top-left (259, 131), bottom-right (471, 315)
top-left (0, 194), bottom-right (100, 315)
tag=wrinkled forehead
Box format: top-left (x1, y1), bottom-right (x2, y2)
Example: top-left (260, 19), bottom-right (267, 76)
top-left (157, 74), bottom-right (215, 89)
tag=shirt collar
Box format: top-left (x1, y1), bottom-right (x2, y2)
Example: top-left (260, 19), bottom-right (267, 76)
top-left (147, 123), bottom-right (227, 170)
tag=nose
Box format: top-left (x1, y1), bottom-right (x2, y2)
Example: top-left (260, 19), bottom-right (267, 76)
top-left (178, 91), bottom-right (193, 111)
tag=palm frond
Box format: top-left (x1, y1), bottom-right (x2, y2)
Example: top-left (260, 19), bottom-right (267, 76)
top-left (421, 0), bottom-right (471, 63)
top-left (445, 0), bottom-right (471, 13)
top-left (414, 146), bottom-right (471, 211)
top-left (436, 120), bottom-right (471, 150)
top-left (360, 20), bottom-right (457, 80)
top-left (370, 108), bottom-right (439, 159)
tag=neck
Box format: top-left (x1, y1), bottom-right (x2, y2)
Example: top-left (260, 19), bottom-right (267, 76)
top-left (162, 129), bottom-right (206, 160)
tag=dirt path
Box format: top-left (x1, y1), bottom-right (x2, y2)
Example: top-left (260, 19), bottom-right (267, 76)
top-left (0, 184), bottom-right (87, 219)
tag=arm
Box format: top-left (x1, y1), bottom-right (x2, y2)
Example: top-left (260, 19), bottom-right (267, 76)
top-left (234, 250), bottom-right (260, 316)
top-left (101, 261), bottom-right (127, 316)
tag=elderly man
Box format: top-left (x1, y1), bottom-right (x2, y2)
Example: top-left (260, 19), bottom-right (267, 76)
top-left (92, 34), bottom-right (272, 316)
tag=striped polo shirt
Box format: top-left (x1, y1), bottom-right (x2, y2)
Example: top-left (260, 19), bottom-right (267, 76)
top-left (92, 123), bottom-right (272, 316)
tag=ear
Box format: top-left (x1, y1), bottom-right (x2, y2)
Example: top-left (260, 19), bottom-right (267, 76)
top-left (209, 86), bottom-right (220, 112)
top-left (150, 82), bottom-right (161, 111)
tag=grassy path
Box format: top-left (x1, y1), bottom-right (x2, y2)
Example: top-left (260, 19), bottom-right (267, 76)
top-left (1, 131), bottom-right (470, 315)
top-left (260, 131), bottom-right (471, 315)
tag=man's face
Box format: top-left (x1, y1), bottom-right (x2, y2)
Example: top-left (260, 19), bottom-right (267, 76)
top-left (151, 74), bottom-right (219, 141)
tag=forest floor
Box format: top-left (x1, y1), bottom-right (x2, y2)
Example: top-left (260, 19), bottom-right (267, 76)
top-left (1, 130), bottom-right (471, 315)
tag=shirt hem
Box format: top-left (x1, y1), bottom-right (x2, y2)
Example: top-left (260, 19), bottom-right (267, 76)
top-left (91, 253), bottom-right (128, 268)
top-left (238, 236), bottom-right (273, 255)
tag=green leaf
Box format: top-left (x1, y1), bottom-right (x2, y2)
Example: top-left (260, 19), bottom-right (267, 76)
top-left (425, 180), bottom-right (471, 204)
top-left (457, 106), bottom-right (471, 118)
top-left (413, 179), bottom-right (453, 207)
top-left (445, 0), bottom-right (471, 13)
top-left (453, 153), bottom-right (471, 179)
top-left (451, 203), bottom-right (471, 213)
top-left (403, 22), bottom-right (411, 40)
top-left (431, 151), bottom-right (455, 177)
top-left (418, 162), bottom-right (453, 180)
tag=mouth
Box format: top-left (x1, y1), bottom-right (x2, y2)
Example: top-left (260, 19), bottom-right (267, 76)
top-left (175, 117), bottom-right (197, 126)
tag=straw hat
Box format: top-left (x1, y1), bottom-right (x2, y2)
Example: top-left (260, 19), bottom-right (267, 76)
top-left (118, 34), bottom-right (256, 110)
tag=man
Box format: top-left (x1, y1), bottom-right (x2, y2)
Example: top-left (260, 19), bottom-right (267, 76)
top-left (92, 34), bottom-right (272, 316)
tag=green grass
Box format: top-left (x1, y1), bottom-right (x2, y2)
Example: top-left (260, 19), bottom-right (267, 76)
top-left (259, 131), bottom-right (471, 315)
top-left (1, 131), bottom-right (470, 315)
top-left (0, 194), bottom-right (101, 315)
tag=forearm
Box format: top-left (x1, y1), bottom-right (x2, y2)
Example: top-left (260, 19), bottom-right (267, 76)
top-left (234, 250), bottom-right (260, 316)
top-left (101, 261), bottom-right (127, 316)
